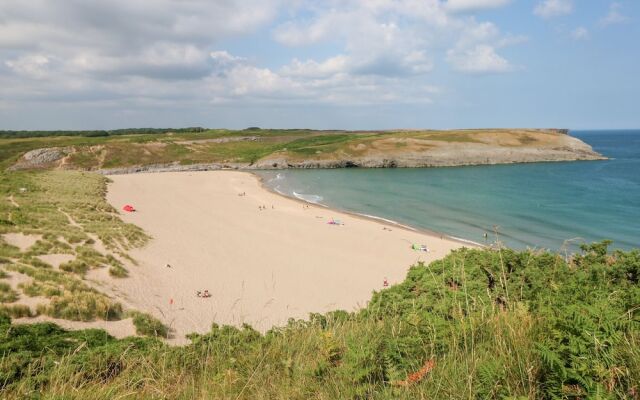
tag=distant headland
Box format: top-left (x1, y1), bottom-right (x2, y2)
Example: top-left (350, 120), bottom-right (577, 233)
top-left (3, 128), bottom-right (605, 173)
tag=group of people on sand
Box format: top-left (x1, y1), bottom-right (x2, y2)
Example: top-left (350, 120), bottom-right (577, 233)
top-left (196, 290), bottom-right (211, 298)
top-left (258, 205), bottom-right (273, 211)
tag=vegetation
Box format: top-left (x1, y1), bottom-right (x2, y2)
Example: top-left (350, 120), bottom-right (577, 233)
top-left (0, 127), bottom-right (567, 170)
top-left (0, 243), bottom-right (637, 399)
top-left (128, 311), bottom-right (169, 338)
top-left (0, 282), bottom-right (18, 303)
top-left (0, 131), bottom-right (632, 398)
top-left (0, 170), bottom-right (148, 321)
top-left (0, 304), bottom-right (33, 318)
top-left (0, 127), bottom-right (206, 139)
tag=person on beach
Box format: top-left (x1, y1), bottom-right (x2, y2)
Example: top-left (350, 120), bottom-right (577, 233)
top-left (203, 290), bottom-right (211, 298)
top-left (196, 291), bottom-right (202, 297)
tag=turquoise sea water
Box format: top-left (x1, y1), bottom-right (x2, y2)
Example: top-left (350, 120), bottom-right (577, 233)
top-left (258, 131), bottom-right (639, 251)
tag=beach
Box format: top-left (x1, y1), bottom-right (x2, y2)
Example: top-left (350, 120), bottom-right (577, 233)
top-left (101, 170), bottom-right (467, 344)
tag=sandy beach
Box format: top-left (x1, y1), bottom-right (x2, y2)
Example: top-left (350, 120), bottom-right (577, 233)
top-left (101, 171), bottom-right (467, 344)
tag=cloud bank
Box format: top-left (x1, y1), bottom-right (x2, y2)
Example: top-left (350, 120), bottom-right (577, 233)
top-left (0, 0), bottom-right (524, 125)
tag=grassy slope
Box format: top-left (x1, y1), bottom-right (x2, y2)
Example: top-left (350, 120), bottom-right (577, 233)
top-left (1, 244), bottom-right (638, 399)
top-left (1, 128), bottom-right (572, 170)
top-left (0, 171), bottom-right (150, 321)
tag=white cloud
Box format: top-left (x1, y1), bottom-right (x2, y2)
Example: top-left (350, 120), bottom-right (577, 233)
top-left (205, 53), bottom-right (439, 106)
top-left (274, 1), bottom-right (521, 77)
top-left (571, 27), bottom-right (589, 40)
top-left (534, 0), bottom-right (573, 19)
top-left (444, 0), bottom-right (511, 13)
top-left (5, 54), bottom-right (53, 79)
top-left (447, 44), bottom-right (512, 73)
top-left (0, 0), bottom-right (524, 113)
top-left (444, 20), bottom-right (520, 73)
top-left (599, 2), bottom-right (629, 26)
top-left (281, 56), bottom-right (351, 78)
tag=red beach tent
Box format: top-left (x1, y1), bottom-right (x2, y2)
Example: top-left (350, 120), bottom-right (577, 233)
top-left (122, 205), bottom-right (135, 212)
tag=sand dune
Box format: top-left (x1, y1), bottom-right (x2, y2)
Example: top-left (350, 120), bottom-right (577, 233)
top-left (103, 171), bottom-right (466, 344)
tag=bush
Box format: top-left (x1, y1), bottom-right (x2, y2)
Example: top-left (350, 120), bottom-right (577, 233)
top-left (0, 304), bottom-right (33, 318)
top-left (0, 242), bottom-right (639, 399)
top-left (0, 282), bottom-right (19, 302)
top-left (108, 265), bottom-right (128, 278)
top-left (129, 311), bottom-right (169, 337)
top-left (37, 291), bottom-right (123, 321)
top-left (59, 259), bottom-right (90, 275)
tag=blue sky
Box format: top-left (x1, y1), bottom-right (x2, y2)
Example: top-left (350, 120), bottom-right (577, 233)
top-left (0, 0), bottom-right (637, 130)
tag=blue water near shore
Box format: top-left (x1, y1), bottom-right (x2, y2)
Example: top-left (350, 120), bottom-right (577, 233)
top-left (258, 130), bottom-right (639, 251)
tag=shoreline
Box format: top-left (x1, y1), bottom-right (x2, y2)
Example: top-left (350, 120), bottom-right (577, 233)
top-left (99, 170), bottom-right (468, 344)
top-left (252, 171), bottom-right (484, 249)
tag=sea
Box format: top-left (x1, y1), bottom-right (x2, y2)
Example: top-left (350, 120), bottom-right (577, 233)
top-left (258, 130), bottom-right (639, 252)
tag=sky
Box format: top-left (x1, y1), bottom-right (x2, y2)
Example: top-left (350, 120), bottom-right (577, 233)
top-left (0, 0), bottom-right (638, 130)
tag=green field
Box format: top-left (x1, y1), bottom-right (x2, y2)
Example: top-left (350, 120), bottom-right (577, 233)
top-left (0, 130), bottom-right (637, 399)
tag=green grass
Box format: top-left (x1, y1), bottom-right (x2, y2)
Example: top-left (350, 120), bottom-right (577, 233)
top-left (108, 265), bottom-right (128, 278)
top-left (35, 291), bottom-right (123, 321)
top-left (0, 304), bottom-right (33, 318)
top-left (128, 311), bottom-right (169, 338)
top-left (0, 282), bottom-right (18, 303)
top-left (0, 170), bottom-right (148, 321)
top-left (0, 128), bottom-right (564, 171)
top-left (0, 243), bottom-right (637, 399)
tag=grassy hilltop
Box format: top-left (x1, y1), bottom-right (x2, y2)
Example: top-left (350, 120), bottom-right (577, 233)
top-left (2, 127), bottom-right (603, 171)
top-left (0, 130), bottom-right (636, 399)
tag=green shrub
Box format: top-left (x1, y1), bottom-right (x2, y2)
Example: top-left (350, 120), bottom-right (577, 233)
top-left (37, 291), bottom-right (123, 321)
top-left (108, 265), bottom-right (128, 278)
top-left (19, 281), bottom-right (63, 297)
top-left (0, 304), bottom-right (33, 318)
top-left (129, 311), bottom-right (169, 337)
top-left (0, 282), bottom-right (19, 303)
top-left (59, 259), bottom-right (90, 275)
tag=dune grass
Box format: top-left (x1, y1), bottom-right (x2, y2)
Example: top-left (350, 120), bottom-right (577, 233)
top-left (0, 282), bottom-right (18, 303)
top-left (128, 311), bottom-right (170, 338)
top-left (0, 170), bottom-right (148, 321)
